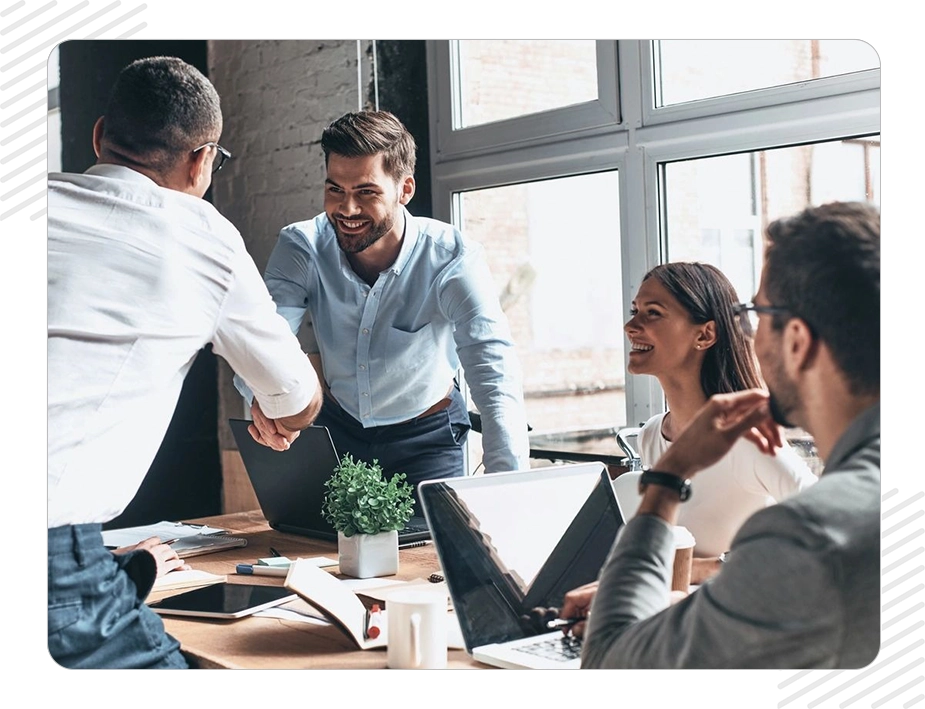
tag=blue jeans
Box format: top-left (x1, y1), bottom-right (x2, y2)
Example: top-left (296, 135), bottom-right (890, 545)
top-left (48, 524), bottom-right (189, 669)
top-left (315, 383), bottom-right (470, 513)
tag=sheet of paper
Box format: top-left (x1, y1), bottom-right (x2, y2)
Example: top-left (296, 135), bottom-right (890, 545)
top-left (152, 568), bottom-right (226, 593)
top-left (102, 521), bottom-right (227, 548)
top-left (255, 598), bottom-right (331, 625)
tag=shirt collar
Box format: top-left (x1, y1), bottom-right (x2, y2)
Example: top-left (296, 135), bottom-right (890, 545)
top-left (84, 163), bottom-right (160, 187)
top-left (823, 401), bottom-right (880, 474)
top-left (388, 206), bottom-right (418, 276)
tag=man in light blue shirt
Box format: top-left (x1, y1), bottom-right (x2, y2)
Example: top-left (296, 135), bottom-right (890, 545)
top-left (237, 111), bottom-right (530, 505)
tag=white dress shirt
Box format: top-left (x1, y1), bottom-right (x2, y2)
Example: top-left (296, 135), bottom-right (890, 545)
top-left (48, 164), bottom-right (318, 527)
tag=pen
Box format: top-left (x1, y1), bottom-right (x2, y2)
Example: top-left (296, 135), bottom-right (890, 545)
top-left (365, 604), bottom-right (382, 639)
top-left (235, 563), bottom-right (289, 577)
top-left (399, 540), bottom-right (430, 549)
top-left (546, 617), bottom-right (583, 630)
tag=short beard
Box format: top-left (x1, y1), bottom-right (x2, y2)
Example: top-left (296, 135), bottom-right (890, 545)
top-left (334, 214), bottom-right (394, 254)
top-left (767, 391), bottom-right (796, 429)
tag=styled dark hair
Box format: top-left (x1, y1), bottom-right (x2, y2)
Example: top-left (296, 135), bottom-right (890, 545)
top-left (764, 201), bottom-right (880, 396)
top-left (321, 110), bottom-right (416, 181)
top-left (101, 56), bottom-right (222, 172)
top-left (643, 262), bottom-right (762, 397)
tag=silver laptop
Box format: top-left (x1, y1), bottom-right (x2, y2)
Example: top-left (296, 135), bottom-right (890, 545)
top-left (419, 462), bottom-right (624, 669)
top-left (228, 419), bottom-right (430, 545)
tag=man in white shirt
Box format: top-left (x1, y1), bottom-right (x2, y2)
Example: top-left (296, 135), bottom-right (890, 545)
top-left (48, 56), bottom-right (322, 669)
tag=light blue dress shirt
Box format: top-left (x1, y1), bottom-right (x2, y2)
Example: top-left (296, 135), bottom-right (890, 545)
top-left (237, 208), bottom-right (530, 474)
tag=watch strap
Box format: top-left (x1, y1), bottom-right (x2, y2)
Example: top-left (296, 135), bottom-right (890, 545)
top-left (638, 470), bottom-right (692, 502)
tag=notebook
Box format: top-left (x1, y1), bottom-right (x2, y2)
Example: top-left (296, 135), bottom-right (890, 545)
top-left (418, 462), bottom-right (624, 669)
top-left (228, 419), bottom-right (430, 545)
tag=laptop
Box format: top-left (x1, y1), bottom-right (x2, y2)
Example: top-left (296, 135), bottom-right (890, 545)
top-left (228, 419), bottom-right (430, 545)
top-left (419, 462), bottom-right (625, 669)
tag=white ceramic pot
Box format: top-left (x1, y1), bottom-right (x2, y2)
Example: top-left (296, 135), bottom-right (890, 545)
top-left (337, 530), bottom-right (399, 578)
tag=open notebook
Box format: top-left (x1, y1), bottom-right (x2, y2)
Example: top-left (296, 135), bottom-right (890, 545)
top-left (419, 462), bottom-right (624, 669)
top-left (229, 419), bottom-right (430, 545)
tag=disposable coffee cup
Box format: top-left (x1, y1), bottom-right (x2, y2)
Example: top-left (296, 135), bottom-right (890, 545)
top-left (671, 526), bottom-right (696, 593)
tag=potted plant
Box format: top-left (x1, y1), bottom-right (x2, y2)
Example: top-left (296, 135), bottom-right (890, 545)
top-left (322, 454), bottom-right (415, 578)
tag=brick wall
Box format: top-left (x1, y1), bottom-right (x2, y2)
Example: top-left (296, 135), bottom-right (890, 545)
top-left (208, 40), bottom-right (375, 453)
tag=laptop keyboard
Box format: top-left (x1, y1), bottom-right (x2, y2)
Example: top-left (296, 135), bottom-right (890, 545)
top-left (513, 635), bottom-right (582, 662)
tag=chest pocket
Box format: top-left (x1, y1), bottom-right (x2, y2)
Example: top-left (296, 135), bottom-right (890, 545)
top-left (384, 322), bottom-right (437, 373)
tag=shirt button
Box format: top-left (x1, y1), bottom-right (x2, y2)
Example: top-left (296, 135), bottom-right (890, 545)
top-left (362, 392), bottom-right (369, 397)
top-left (364, 290), bottom-right (369, 297)
top-left (362, 328), bottom-right (369, 334)
top-left (359, 364), bottom-right (366, 370)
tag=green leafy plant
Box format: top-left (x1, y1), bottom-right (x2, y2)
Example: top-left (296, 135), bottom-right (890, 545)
top-left (322, 454), bottom-right (414, 537)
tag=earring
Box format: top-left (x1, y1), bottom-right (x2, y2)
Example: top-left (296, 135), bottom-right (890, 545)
top-left (696, 345), bottom-right (701, 350)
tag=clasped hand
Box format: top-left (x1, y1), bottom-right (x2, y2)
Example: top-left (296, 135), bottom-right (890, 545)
top-left (248, 399), bottom-right (301, 451)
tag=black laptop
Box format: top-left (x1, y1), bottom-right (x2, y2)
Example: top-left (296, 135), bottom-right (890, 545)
top-left (228, 419), bottom-right (430, 545)
top-left (419, 462), bottom-right (624, 668)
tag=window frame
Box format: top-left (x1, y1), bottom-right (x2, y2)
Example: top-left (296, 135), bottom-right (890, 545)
top-left (427, 39), bottom-right (881, 437)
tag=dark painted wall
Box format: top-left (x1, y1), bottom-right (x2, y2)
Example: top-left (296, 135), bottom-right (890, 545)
top-left (375, 40), bottom-right (432, 219)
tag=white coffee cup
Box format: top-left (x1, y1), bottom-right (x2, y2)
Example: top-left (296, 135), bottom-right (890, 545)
top-left (386, 589), bottom-right (448, 669)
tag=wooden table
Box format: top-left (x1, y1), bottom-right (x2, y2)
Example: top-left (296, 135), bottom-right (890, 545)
top-left (152, 510), bottom-right (484, 669)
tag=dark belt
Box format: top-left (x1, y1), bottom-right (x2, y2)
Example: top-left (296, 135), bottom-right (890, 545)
top-left (325, 386), bottom-right (454, 426)
top-left (402, 394), bottom-right (453, 424)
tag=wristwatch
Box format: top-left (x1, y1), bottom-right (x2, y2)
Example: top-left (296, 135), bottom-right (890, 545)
top-left (637, 470), bottom-right (692, 502)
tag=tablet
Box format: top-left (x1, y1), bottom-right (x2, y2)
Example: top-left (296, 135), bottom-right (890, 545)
top-left (148, 582), bottom-right (297, 619)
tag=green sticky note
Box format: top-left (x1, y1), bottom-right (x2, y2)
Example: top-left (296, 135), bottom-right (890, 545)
top-left (256, 556), bottom-right (292, 567)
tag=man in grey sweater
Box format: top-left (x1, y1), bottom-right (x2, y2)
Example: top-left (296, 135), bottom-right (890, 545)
top-left (562, 201), bottom-right (880, 669)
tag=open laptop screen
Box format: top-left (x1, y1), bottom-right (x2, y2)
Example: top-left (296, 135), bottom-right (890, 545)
top-left (419, 463), bottom-right (623, 653)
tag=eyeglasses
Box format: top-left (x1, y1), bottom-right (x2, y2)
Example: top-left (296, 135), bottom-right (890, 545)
top-left (733, 302), bottom-right (792, 337)
top-left (192, 142), bottom-right (232, 173)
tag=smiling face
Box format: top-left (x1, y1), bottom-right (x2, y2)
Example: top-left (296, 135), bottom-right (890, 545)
top-left (324, 152), bottom-right (413, 254)
top-left (624, 277), bottom-right (709, 379)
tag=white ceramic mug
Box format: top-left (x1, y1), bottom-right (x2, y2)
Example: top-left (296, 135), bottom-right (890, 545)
top-left (386, 589), bottom-right (448, 669)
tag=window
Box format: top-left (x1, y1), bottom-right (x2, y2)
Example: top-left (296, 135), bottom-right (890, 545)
top-left (428, 40), bottom-right (880, 471)
top-left (663, 135), bottom-right (881, 303)
top-left (654, 40), bottom-right (879, 107)
top-left (454, 40), bottom-right (599, 128)
top-left (458, 172), bottom-right (626, 460)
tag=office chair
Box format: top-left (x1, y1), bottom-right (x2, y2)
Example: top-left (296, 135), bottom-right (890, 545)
top-left (612, 427), bottom-right (643, 520)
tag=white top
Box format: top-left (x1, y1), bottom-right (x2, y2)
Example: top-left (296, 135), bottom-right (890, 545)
top-left (48, 164), bottom-right (318, 527)
top-left (637, 411), bottom-right (818, 557)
